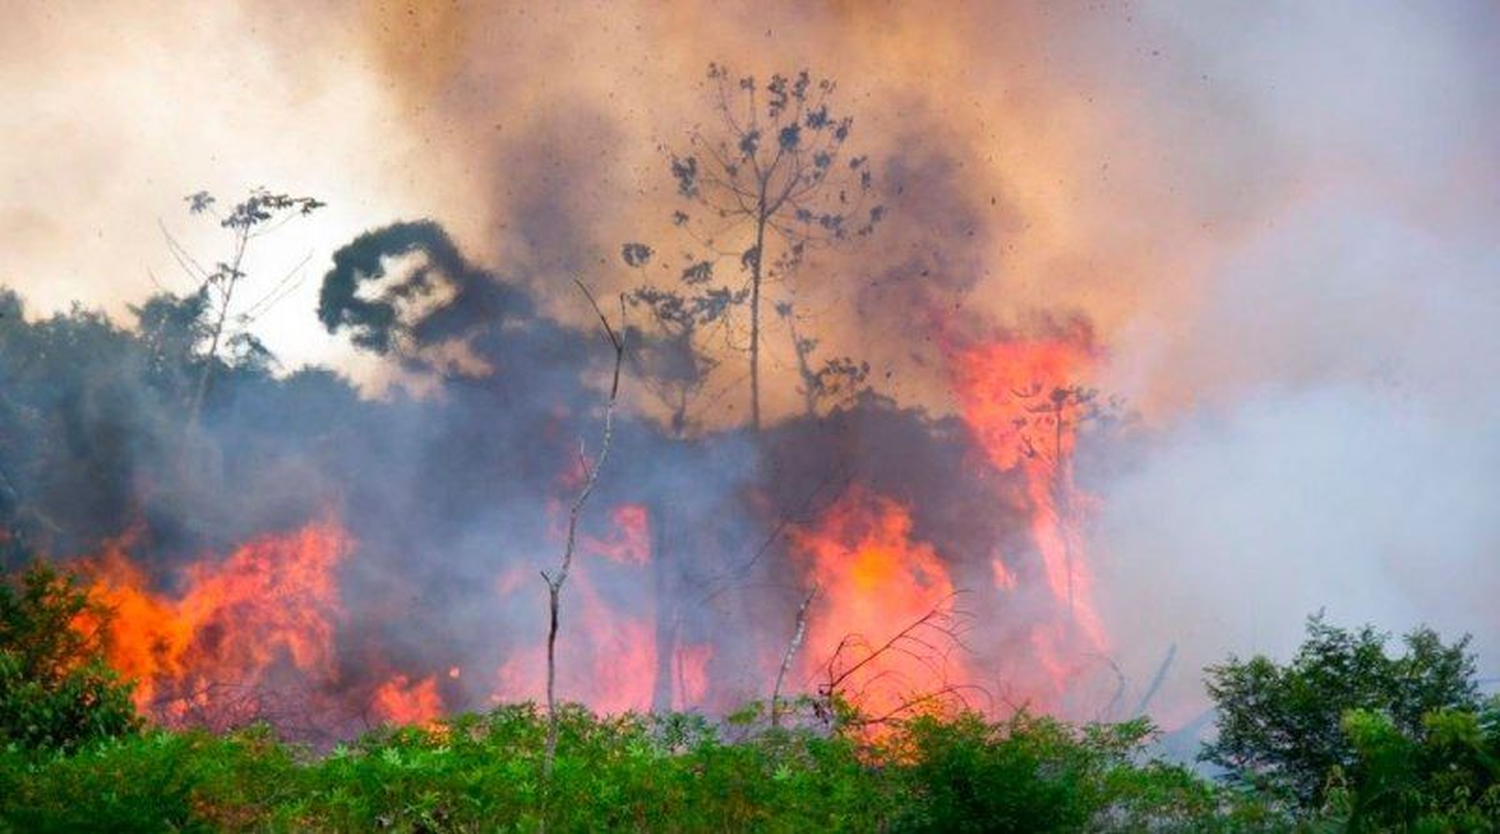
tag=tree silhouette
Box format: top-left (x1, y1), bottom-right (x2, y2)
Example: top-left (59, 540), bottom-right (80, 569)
top-left (620, 244), bottom-right (745, 437)
top-left (776, 300), bottom-right (869, 417)
top-left (170, 187), bottom-right (324, 421)
top-left (648, 64), bottom-right (883, 429)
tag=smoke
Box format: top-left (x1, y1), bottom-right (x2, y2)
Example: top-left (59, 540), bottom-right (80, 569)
top-left (1, 0), bottom-right (1498, 738)
top-left (1093, 198), bottom-right (1500, 725)
top-left (1086, 1), bottom-right (1500, 725)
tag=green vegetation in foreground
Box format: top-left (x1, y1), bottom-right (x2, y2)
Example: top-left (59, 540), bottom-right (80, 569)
top-left (3, 564), bottom-right (1499, 832)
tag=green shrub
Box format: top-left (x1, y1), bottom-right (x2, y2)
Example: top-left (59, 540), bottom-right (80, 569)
top-left (8, 606), bottom-right (1493, 831)
top-left (0, 562), bottom-right (140, 752)
top-left (0, 702), bottom-right (1229, 832)
top-left (1202, 615), bottom-right (1478, 810)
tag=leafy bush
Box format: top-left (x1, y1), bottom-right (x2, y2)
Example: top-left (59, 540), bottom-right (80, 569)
top-left (1202, 615), bottom-right (1478, 809)
top-left (1, 602), bottom-right (1492, 832)
top-left (887, 713), bottom-right (1249, 833)
top-left (0, 562), bottom-right (140, 752)
top-left (0, 702), bottom-right (1229, 832)
top-left (1321, 700), bottom-right (1500, 832)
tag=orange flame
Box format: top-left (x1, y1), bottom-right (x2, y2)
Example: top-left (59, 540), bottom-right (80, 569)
top-left (79, 518), bottom-right (352, 721)
top-left (492, 503), bottom-right (673, 713)
top-left (371, 674), bottom-right (443, 728)
top-left (950, 335), bottom-right (1110, 689)
top-left (790, 487), bottom-right (971, 720)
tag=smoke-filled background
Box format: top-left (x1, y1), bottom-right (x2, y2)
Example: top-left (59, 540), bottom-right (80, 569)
top-left (1, 1), bottom-right (1498, 742)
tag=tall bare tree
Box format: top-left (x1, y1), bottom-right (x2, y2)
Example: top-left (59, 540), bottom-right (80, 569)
top-left (659, 64), bottom-right (883, 429)
top-left (170, 187), bottom-right (324, 422)
top-left (540, 281), bottom-right (626, 781)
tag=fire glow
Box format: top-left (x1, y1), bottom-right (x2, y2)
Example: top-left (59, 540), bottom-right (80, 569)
top-left (790, 486), bottom-right (974, 721)
top-left (951, 331), bottom-right (1111, 691)
top-left (494, 503), bottom-right (712, 715)
top-left (64, 332), bottom-right (1110, 731)
top-left (78, 519), bottom-right (350, 726)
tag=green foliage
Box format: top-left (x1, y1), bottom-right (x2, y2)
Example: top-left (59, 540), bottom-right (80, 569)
top-left (0, 731), bottom-right (212, 833)
top-left (1202, 615), bottom-right (1478, 809)
top-left (0, 562), bottom-right (140, 752)
top-left (1, 588), bottom-right (1493, 832)
top-left (888, 713), bottom-right (1257, 833)
top-left (1320, 700), bottom-right (1500, 832)
top-left (0, 702), bottom-right (1230, 832)
top-left (890, 712), bottom-right (1115, 833)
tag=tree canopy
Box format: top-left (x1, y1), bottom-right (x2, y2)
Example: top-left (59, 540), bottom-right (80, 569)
top-left (1202, 614), bottom-right (1480, 810)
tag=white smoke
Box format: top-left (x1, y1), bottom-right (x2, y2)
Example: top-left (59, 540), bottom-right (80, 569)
top-left (1093, 0), bottom-right (1500, 726)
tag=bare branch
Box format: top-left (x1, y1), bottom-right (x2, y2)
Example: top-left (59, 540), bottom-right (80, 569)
top-left (771, 584), bottom-right (818, 729)
top-left (541, 279), bottom-right (628, 784)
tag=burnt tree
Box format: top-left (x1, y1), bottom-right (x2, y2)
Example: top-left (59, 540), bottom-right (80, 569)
top-left (541, 281), bottom-right (626, 781)
top-left (654, 64), bottom-right (882, 429)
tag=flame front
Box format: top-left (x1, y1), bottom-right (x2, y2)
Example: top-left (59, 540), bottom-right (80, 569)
top-left (791, 487), bottom-right (974, 720)
top-left (371, 674), bottom-right (443, 728)
top-left (66, 335), bottom-right (1117, 730)
top-left (951, 333), bottom-right (1110, 693)
top-left (79, 518), bottom-right (351, 723)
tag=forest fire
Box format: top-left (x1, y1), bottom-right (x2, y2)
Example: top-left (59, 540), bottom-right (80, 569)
top-left (77, 519), bottom-right (351, 725)
top-left (50, 318), bottom-right (1118, 736)
top-left (790, 487), bottom-right (975, 721)
top-left (949, 330), bottom-right (1111, 692)
top-left (59, 323), bottom-right (1119, 733)
top-left (1, 0), bottom-right (1492, 824)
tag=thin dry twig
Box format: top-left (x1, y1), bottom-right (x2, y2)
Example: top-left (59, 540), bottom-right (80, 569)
top-left (540, 280), bottom-right (627, 783)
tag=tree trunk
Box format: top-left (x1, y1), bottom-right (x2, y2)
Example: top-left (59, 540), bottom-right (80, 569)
top-left (771, 586), bottom-right (817, 729)
top-left (650, 501), bottom-right (676, 713)
top-left (542, 283), bottom-right (625, 785)
top-left (188, 230), bottom-right (248, 424)
top-left (749, 198), bottom-right (767, 431)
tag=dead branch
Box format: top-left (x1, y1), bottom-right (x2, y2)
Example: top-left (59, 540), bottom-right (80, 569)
top-left (814, 592), bottom-right (987, 729)
top-left (540, 279), bottom-right (627, 782)
top-left (848, 682), bottom-right (992, 729)
top-left (823, 593), bottom-right (963, 696)
top-left (1132, 643), bottom-right (1177, 719)
top-left (771, 584), bottom-right (818, 729)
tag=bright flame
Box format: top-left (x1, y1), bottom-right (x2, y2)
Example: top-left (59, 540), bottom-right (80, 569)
top-left (950, 335), bottom-right (1110, 688)
top-left (79, 518), bottom-right (352, 721)
top-left (371, 674), bottom-right (443, 728)
top-left (790, 487), bottom-right (970, 720)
